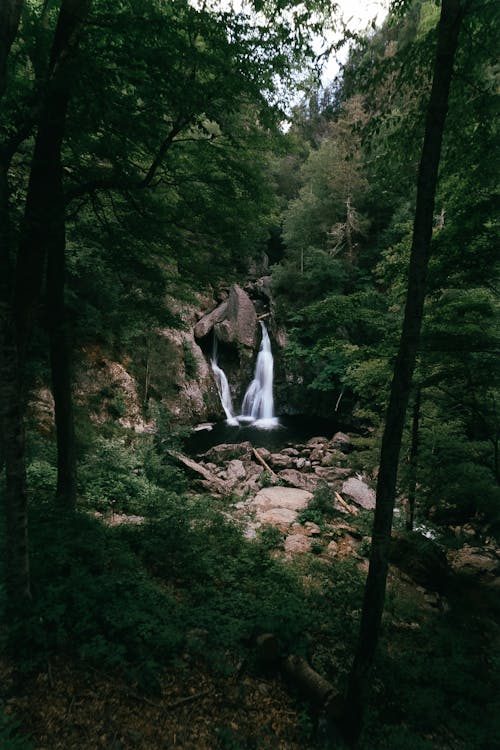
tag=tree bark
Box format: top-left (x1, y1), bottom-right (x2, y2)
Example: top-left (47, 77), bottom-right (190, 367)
top-left (15, 0), bottom-right (91, 510)
top-left (340, 1), bottom-right (465, 745)
top-left (406, 385), bottom-right (421, 532)
top-left (0, 0), bottom-right (31, 605)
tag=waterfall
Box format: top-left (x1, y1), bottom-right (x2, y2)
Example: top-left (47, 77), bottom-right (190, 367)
top-left (211, 335), bottom-right (238, 426)
top-left (240, 322), bottom-right (278, 428)
top-left (210, 321), bottom-right (278, 429)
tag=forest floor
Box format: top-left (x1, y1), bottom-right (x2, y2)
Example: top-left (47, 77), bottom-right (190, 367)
top-left (2, 657), bottom-right (311, 750)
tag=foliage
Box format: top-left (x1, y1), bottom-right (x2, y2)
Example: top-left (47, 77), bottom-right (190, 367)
top-left (0, 711), bottom-right (33, 750)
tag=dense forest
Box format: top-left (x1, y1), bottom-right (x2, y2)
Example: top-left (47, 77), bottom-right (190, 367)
top-left (1, 0), bottom-right (499, 748)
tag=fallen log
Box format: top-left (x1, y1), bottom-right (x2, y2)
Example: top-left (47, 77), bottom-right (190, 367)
top-left (252, 447), bottom-right (278, 477)
top-left (335, 491), bottom-right (359, 516)
top-left (255, 635), bottom-right (343, 722)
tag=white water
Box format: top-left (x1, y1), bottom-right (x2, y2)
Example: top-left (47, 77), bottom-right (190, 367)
top-left (211, 322), bottom-right (278, 429)
top-left (240, 323), bottom-right (278, 428)
top-left (211, 338), bottom-right (239, 426)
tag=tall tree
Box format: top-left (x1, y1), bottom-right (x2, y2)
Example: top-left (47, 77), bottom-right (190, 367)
top-left (0, 0), bottom-right (29, 606)
top-left (340, 0), bottom-right (466, 744)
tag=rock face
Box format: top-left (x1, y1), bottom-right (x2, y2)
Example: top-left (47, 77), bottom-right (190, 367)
top-left (195, 284), bottom-right (258, 350)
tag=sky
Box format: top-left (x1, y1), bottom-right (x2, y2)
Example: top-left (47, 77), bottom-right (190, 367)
top-left (318, 0), bottom-right (390, 84)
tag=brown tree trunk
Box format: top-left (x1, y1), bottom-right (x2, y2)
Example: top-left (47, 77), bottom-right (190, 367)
top-left (340, 1), bottom-right (465, 745)
top-left (406, 385), bottom-right (421, 532)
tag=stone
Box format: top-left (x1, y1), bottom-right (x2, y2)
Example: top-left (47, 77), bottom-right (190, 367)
top-left (281, 447), bottom-right (300, 457)
top-left (309, 447), bottom-right (325, 462)
top-left (278, 469), bottom-right (320, 492)
top-left (307, 436), bottom-right (329, 447)
top-left (260, 507), bottom-right (298, 528)
top-left (251, 486), bottom-right (312, 513)
top-left (327, 540), bottom-right (339, 556)
top-left (294, 457), bottom-right (308, 470)
top-left (304, 521), bottom-right (321, 536)
top-left (194, 300), bottom-right (228, 339)
top-left (268, 453), bottom-right (293, 470)
top-left (342, 477), bottom-right (376, 510)
top-left (214, 284), bottom-right (257, 348)
top-left (316, 466), bottom-right (351, 481)
top-left (284, 534), bottom-right (312, 553)
top-left (330, 431), bottom-right (351, 451)
top-left (200, 441), bottom-right (253, 463)
top-left (226, 459), bottom-right (246, 483)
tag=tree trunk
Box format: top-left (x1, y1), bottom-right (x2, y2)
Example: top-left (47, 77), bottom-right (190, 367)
top-left (340, 1), bottom-right (465, 745)
top-left (406, 385), bottom-right (421, 532)
top-left (14, 0), bottom-right (90, 510)
top-left (0, 0), bottom-right (23, 98)
top-left (0, 0), bottom-right (31, 606)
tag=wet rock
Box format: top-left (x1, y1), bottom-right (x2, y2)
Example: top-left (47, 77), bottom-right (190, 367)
top-left (342, 476), bottom-right (376, 510)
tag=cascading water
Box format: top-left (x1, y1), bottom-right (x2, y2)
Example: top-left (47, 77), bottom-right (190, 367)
top-left (211, 336), bottom-right (238, 426)
top-left (210, 321), bottom-right (278, 429)
top-left (211, 361), bottom-right (238, 425)
top-left (239, 322), bottom-right (278, 428)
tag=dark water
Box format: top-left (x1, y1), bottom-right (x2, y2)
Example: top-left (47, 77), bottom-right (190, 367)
top-left (184, 414), bottom-right (341, 456)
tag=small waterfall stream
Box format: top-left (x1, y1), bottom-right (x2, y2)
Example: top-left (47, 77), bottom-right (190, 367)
top-left (211, 321), bottom-right (278, 429)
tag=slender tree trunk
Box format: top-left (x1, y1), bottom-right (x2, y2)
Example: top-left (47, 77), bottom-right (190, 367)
top-left (15, 0), bottom-right (90, 510)
top-left (340, 2), bottom-right (465, 745)
top-left (406, 385), bottom-right (421, 532)
top-left (0, 1), bottom-right (31, 605)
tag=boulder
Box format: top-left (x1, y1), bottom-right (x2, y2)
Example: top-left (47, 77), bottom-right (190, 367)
top-left (278, 469), bottom-right (320, 493)
top-left (342, 477), bottom-right (376, 510)
top-left (200, 441), bottom-right (253, 463)
top-left (194, 300), bottom-right (228, 339)
top-left (251, 486), bottom-right (312, 513)
top-left (315, 466), bottom-right (351, 481)
top-left (307, 436), bottom-right (329, 448)
top-left (226, 459), bottom-right (247, 483)
top-left (330, 432), bottom-right (351, 451)
top-left (260, 507), bottom-right (298, 529)
top-left (268, 453), bottom-right (293, 470)
top-left (214, 284), bottom-right (257, 349)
